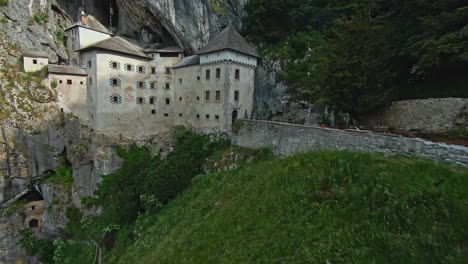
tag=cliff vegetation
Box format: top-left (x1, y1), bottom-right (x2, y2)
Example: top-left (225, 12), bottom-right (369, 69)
top-left (19, 147), bottom-right (468, 263)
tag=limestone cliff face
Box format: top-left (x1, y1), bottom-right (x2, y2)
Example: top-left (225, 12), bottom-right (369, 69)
top-left (0, 0), bottom-right (71, 64)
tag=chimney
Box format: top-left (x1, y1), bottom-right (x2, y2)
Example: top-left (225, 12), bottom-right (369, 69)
top-left (80, 11), bottom-right (87, 25)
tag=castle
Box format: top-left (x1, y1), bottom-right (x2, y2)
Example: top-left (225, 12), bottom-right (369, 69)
top-left (23, 12), bottom-right (259, 137)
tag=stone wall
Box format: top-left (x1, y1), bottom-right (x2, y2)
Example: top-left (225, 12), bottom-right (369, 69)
top-left (359, 98), bottom-right (468, 132)
top-left (233, 120), bottom-right (468, 167)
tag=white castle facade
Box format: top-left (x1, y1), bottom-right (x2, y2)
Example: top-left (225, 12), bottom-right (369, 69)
top-left (23, 13), bottom-right (258, 137)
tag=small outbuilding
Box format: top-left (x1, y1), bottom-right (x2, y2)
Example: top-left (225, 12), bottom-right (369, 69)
top-left (22, 50), bottom-right (49, 72)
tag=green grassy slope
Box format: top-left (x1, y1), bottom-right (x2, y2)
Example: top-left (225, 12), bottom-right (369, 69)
top-left (108, 151), bottom-right (468, 263)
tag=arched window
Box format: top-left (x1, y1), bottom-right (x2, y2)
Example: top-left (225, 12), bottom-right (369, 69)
top-left (29, 219), bottom-right (39, 228)
top-left (136, 81), bottom-right (146, 89)
top-left (109, 78), bottom-right (121, 86)
top-left (136, 97), bottom-right (146, 104)
top-left (109, 61), bottom-right (121, 70)
top-left (110, 95), bottom-right (122, 104)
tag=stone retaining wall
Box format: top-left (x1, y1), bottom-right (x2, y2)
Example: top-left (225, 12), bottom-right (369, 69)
top-left (360, 98), bottom-right (468, 132)
top-left (233, 120), bottom-right (468, 167)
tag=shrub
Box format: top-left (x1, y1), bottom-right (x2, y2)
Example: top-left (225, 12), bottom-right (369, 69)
top-left (17, 228), bottom-right (55, 263)
top-left (55, 29), bottom-right (65, 43)
top-left (1, 200), bottom-right (27, 217)
top-left (50, 79), bottom-right (58, 89)
top-left (0, 0), bottom-right (8, 7)
top-left (32, 12), bottom-right (48, 24)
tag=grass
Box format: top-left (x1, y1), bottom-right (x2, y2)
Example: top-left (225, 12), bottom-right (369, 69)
top-left (446, 128), bottom-right (468, 138)
top-left (106, 151), bottom-right (468, 263)
top-left (0, 0), bottom-right (7, 6)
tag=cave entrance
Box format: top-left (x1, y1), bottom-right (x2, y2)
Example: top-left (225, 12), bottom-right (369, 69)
top-left (106, 0), bottom-right (119, 29)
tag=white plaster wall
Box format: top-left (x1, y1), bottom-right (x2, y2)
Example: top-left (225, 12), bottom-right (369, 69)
top-left (225, 63), bottom-right (256, 123)
top-left (23, 57), bottom-right (48, 72)
top-left (78, 27), bottom-right (111, 48)
top-left (200, 50), bottom-right (257, 67)
top-left (92, 51), bottom-right (175, 137)
top-left (147, 53), bottom-right (182, 121)
top-left (80, 50), bottom-right (98, 128)
top-left (172, 60), bottom-right (255, 131)
top-left (50, 73), bottom-right (89, 122)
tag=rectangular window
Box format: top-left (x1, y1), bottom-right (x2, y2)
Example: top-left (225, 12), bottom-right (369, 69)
top-left (179, 97), bottom-right (182, 101)
top-left (234, 91), bottom-right (239, 101)
top-left (165, 67), bottom-right (171, 74)
top-left (112, 62), bottom-right (118, 69)
top-left (197, 96), bottom-right (200, 101)
top-left (151, 67), bottom-right (156, 74)
top-left (215, 115), bottom-right (220, 120)
top-left (216, 68), bottom-right (221, 78)
top-left (80, 81), bottom-right (83, 85)
top-left (67, 79), bottom-right (72, 85)
top-left (179, 113), bottom-right (182, 117)
top-left (89, 77), bottom-right (92, 85)
top-left (235, 69), bottom-right (240, 80)
top-left (179, 79), bottom-right (182, 83)
top-left (149, 97), bottom-right (155, 104)
top-left (151, 110), bottom-right (156, 114)
top-left (197, 76), bottom-right (200, 80)
top-left (205, 91), bottom-right (210, 101)
top-left (164, 113), bottom-right (169, 117)
top-left (150, 82), bottom-right (156, 89)
top-left (196, 114), bottom-right (200, 118)
top-left (33, 59), bottom-right (37, 64)
top-left (165, 83), bottom-right (170, 90)
top-left (206, 114), bottom-right (210, 119)
top-left (59, 80), bottom-right (63, 84)
top-left (137, 66), bottom-right (145, 73)
top-left (88, 61), bottom-right (92, 68)
top-left (216, 90), bottom-right (221, 101)
top-left (206, 69), bottom-right (210, 80)
top-left (166, 98), bottom-right (170, 105)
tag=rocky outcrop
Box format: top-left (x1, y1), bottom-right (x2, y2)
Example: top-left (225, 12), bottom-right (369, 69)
top-left (0, 0), bottom-right (71, 64)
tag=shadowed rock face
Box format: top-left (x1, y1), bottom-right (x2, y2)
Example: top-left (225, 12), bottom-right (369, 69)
top-left (56, 0), bottom-right (247, 52)
top-left (115, 0), bottom-right (247, 52)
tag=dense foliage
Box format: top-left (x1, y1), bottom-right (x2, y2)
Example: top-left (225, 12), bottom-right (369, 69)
top-left (16, 128), bottom-right (230, 263)
top-left (243, 0), bottom-right (468, 115)
top-left (108, 151), bottom-right (468, 263)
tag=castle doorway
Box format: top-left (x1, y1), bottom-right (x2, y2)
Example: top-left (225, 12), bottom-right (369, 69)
top-left (232, 110), bottom-right (238, 125)
top-left (29, 219), bottom-right (39, 228)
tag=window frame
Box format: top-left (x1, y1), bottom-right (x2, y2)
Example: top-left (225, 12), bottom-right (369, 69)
top-left (234, 90), bottom-right (239, 101)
